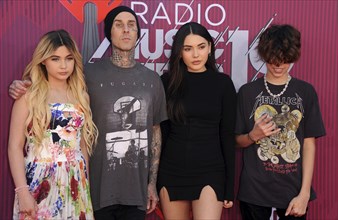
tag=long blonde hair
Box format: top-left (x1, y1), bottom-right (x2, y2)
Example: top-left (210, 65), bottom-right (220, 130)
top-left (23, 30), bottom-right (98, 155)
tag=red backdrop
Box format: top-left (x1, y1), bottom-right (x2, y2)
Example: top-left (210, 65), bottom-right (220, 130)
top-left (1, 1), bottom-right (337, 219)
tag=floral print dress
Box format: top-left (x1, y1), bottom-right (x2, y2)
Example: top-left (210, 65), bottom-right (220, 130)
top-left (13, 103), bottom-right (94, 220)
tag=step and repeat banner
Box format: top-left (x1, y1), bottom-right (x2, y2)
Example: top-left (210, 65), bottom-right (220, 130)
top-left (1, 1), bottom-right (337, 219)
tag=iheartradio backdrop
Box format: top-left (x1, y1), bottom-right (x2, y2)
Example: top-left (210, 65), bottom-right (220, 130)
top-left (0, 1), bottom-right (337, 219)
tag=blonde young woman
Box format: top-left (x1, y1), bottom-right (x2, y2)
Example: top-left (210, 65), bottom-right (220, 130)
top-left (8, 30), bottom-right (98, 220)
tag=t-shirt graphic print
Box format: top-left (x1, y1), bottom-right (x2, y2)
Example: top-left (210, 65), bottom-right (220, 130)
top-left (106, 95), bottom-right (148, 171)
top-left (254, 103), bottom-right (302, 166)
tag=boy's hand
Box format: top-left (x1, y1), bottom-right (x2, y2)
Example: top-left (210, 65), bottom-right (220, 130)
top-left (285, 193), bottom-right (309, 217)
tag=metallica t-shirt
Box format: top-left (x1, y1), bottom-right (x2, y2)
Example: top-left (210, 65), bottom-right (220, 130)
top-left (85, 58), bottom-right (167, 211)
top-left (235, 77), bottom-right (325, 209)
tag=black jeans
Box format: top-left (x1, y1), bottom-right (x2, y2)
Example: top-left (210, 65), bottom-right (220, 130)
top-left (240, 201), bottom-right (307, 220)
top-left (94, 204), bottom-right (146, 220)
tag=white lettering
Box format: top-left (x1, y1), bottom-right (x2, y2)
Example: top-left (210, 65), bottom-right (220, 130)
top-left (131, 2), bottom-right (148, 24)
top-left (89, 1), bottom-right (265, 91)
top-left (163, 29), bottom-right (176, 58)
top-left (205, 4), bottom-right (226, 26)
top-left (197, 4), bottom-right (201, 24)
top-left (139, 29), bottom-right (164, 60)
top-left (175, 3), bottom-right (193, 25)
top-left (151, 2), bottom-right (171, 25)
top-left (88, 38), bottom-right (110, 63)
top-left (130, 2), bottom-right (226, 27)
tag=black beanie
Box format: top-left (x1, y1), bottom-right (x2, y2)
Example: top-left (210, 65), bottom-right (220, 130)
top-left (104, 6), bottom-right (141, 42)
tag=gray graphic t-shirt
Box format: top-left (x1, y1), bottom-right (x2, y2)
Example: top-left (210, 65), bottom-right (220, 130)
top-left (85, 58), bottom-right (167, 211)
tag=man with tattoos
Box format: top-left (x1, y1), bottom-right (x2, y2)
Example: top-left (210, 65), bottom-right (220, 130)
top-left (8, 6), bottom-right (167, 220)
top-left (85, 6), bottom-right (167, 219)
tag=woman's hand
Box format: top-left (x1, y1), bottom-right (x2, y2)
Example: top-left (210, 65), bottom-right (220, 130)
top-left (17, 189), bottom-right (38, 219)
top-left (223, 200), bottom-right (233, 208)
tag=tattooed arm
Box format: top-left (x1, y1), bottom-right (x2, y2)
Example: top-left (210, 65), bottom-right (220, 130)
top-left (146, 124), bottom-right (161, 214)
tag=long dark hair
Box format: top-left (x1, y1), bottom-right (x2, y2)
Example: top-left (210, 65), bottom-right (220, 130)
top-left (167, 22), bottom-right (217, 124)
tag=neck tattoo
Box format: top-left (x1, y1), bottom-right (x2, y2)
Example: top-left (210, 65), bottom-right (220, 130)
top-left (264, 75), bottom-right (292, 98)
top-left (111, 48), bottom-right (136, 68)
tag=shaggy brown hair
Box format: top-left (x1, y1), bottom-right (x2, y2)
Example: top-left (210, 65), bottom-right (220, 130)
top-left (257, 24), bottom-right (301, 66)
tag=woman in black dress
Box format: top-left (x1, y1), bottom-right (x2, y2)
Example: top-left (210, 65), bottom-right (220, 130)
top-left (157, 22), bottom-right (237, 219)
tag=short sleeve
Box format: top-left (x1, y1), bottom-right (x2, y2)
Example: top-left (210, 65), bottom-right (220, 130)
top-left (303, 85), bottom-right (326, 138)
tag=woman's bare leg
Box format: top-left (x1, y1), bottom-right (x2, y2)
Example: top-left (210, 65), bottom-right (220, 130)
top-left (159, 187), bottom-right (192, 220)
top-left (192, 185), bottom-right (223, 220)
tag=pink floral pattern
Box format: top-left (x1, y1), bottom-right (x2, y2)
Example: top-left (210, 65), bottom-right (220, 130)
top-left (13, 103), bottom-right (93, 219)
